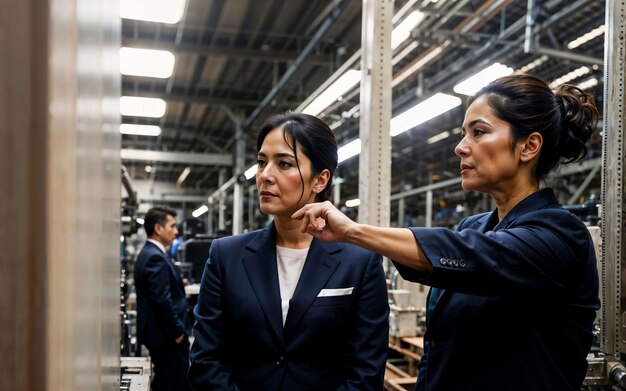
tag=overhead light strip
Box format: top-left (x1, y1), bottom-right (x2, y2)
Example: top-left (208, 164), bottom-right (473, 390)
top-left (567, 25), bottom-right (605, 49)
top-left (302, 70), bottom-right (361, 116)
top-left (549, 66), bottom-right (591, 88)
top-left (192, 205), bottom-right (208, 218)
top-left (120, 124), bottom-right (161, 136)
top-left (120, 0), bottom-right (187, 24)
top-left (390, 93), bottom-right (462, 137)
top-left (345, 198), bottom-right (361, 208)
top-left (120, 47), bottom-right (175, 78)
top-left (176, 166), bottom-right (191, 187)
top-left (244, 164), bottom-right (258, 180)
top-left (120, 96), bottom-right (166, 118)
top-left (391, 11), bottom-right (425, 50)
top-left (453, 63), bottom-right (514, 96)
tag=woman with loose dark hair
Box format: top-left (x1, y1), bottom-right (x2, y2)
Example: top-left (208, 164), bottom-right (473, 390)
top-left (189, 112), bottom-right (389, 390)
top-left (294, 74), bottom-right (601, 390)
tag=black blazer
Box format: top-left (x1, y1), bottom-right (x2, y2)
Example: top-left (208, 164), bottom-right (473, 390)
top-left (189, 222), bottom-right (389, 391)
top-left (135, 241), bottom-right (188, 349)
top-left (396, 188), bottom-right (600, 390)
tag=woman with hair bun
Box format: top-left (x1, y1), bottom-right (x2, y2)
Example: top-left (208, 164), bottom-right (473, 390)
top-left (294, 74), bottom-right (601, 390)
top-left (189, 112), bottom-right (389, 390)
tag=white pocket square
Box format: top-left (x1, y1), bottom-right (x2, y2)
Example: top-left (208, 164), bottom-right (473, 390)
top-left (317, 287), bottom-right (354, 297)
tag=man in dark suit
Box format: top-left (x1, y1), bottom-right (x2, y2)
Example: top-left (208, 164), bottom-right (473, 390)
top-left (135, 206), bottom-right (191, 391)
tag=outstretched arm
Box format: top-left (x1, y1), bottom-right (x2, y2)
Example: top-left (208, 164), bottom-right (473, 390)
top-left (292, 201), bottom-right (432, 272)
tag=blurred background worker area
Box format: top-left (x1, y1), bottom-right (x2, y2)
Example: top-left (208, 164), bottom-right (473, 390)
top-left (6, 1), bottom-right (626, 391)
top-left (134, 207), bottom-right (191, 391)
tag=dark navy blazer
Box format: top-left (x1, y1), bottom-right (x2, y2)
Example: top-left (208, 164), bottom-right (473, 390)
top-left (395, 188), bottom-right (600, 391)
top-left (135, 241), bottom-right (188, 349)
top-left (189, 222), bottom-right (389, 391)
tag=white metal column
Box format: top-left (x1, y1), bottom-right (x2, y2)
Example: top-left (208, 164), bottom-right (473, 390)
top-left (358, 0), bottom-right (393, 227)
top-left (218, 169), bottom-right (226, 230)
top-left (232, 124), bottom-right (245, 235)
top-left (601, 0), bottom-right (626, 359)
top-left (585, 0), bottom-right (626, 387)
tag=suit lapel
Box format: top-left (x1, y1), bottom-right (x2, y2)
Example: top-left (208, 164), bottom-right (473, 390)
top-left (146, 242), bottom-right (185, 296)
top-left (241, 224), bottom-right (285, 346)
top-left (283, 240), bottom-right (341, 339)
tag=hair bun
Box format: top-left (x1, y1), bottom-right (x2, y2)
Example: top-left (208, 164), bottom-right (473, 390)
top-left (554, 84), bottom-right (599, 163)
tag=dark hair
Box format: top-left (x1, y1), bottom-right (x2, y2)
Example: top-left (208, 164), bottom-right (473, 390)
top-left (257, 112), bottom-right (338, 203)
top-left (469, 74), bottom-right (599, 181)
top-left (144, 206), bottom-right (177, 237)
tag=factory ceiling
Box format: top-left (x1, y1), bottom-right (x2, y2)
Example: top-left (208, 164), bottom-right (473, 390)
top-left (121, 0), bottom-right (605, 218)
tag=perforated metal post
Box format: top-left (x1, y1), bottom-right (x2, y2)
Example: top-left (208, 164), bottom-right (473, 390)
top-left (358, 0), bottom-right (392, 227)
top-left (585, 8), bottom-right (626, 385)
top-left (601, 0), bottom-right (626, 358)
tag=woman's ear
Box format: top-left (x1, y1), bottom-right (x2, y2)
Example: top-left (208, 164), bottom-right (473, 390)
top-left (520, 132), bottom-right (543, 162)
top-left (314, 169), bottom-right (331, 193)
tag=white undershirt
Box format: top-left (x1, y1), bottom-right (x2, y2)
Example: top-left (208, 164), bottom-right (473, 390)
top-left (147, 238), bottom-right (166, 254)
top-left (276, 245), bottom-right (309, 326)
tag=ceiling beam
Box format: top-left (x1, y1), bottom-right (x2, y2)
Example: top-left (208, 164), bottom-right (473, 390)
top-left (121, 149), bottom-right (233, 166)
top-left (122, 87), bottom-right (261, 107)
top-left (121, 38), bottom-right (329, 65)
top-left (121, 82), bottom-right (302, 107)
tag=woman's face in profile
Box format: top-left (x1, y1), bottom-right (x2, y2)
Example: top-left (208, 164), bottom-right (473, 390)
top-left (256, 127), bottom-right (318, 217)
top-left (455, 95), bottom-right (525, 195)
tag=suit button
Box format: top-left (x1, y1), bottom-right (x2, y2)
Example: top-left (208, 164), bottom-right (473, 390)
top-left (459, 259), bottom-right (466, 268)
top-left (452, 259), bottom-right (459, 267)
top-left (275, 356), bottom-right (284, 366)
top-left (440, 257), bottom-right (447, 266)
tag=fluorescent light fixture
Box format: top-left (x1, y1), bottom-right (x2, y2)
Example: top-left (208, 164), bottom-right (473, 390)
top-left (567, 25), bottom-right (605, 49)
top-left (453, 63), bottom-right (514, 96)
top-left (192, 205), bottom-right (208, 218)
top-left (120, 124), bottom-right (161, 136)
top-left (302, 70), bottom-right (361, 116)
top-left (136, 217), bottom-right (145, 225)
top-left (390, 93), bottom-right (462, 137)
top-left (577, 77), bottom-right (599, 90)
top-left (244, 164), bottom-right (258, 180)
top-left (427, 131), bottom-right (450, 144)
top-left (345, 198), bottom-right (361, 208)
top-left (338, 139), bottom-right (362, 163)
top-left (120, 47), bottom-right (175, 78)
top-left (516, 55), bottom-right (548, 74)
top-left (391, 11), bottom-right (425, 49)
top-left (549, 66), bottom-right (591, 88)
top-left (176, 166), bottom-right (191, 187)
top-left (120, 0), bottom-right (186, 24)
top-left (120, 96), bottom-right (166, 118)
